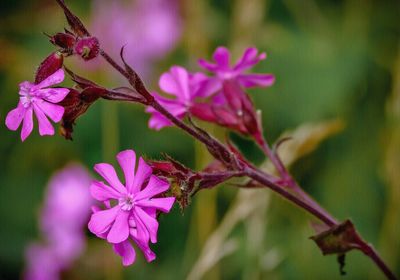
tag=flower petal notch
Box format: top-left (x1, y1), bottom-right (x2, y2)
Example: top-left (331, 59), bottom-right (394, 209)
top-left (5, 69), bottom-right (70, 141)
top-left (88, 149), bottom-right (175, 266)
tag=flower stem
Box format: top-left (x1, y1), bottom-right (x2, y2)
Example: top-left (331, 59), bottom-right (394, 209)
top-left (53, 1), bottom-right (397, 278)
top-left (100, 46), bottom-right (398, 280)
top-left (101, 42), bottom-right (397, 280)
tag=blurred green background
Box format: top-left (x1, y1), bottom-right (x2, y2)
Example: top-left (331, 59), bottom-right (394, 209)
top-left (0, 0), bottom-right (399, 279)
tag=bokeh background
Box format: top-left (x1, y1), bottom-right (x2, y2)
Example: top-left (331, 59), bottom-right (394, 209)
top-left (0, 0), bottom-right (399, 279)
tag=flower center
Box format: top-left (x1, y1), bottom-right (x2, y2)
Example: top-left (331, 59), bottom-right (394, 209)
top-left (20, 93), bottom-right (33, 108)
top-left (218, 70), bottom-right (237, 80)
top-left (119, 194), bottom-right (135, 211)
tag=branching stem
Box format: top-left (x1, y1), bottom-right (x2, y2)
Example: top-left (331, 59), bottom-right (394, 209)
top-left (53, 1), bottom-right (397, 278)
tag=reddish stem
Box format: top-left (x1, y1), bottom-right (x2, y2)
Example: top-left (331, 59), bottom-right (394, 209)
top-left (101, 48), bottom-right (397, 280)
top-left (53, 2), bottom-right (397, 278)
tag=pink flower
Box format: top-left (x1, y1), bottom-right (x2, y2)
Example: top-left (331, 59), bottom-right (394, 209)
top-left (24, 244), bottom-right (60, 280)
top-left (40, 164), bottom-right (93, 263)
top-left (198, 46), bottom-right (275, 95)
top-left (88, 149), bottom-right (175, 266)
top-left (24, 164), bottom-right (92, 280)
top-left (146, 66), bottom-right (209, 130)
top-left (5, 69), bottom-right (70, 141)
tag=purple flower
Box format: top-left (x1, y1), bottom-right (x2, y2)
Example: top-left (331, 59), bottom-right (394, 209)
top-left (198, 46), bottom-right (275, 95)
top-left (88, 149), bottom-right (175, 266)
top-left (24, 244), bottom-right (60, 280)
top-left (24, 164), bottom-right (92, 280)
top-left (40, 164), bottom-right (93, 263)
top-left (146, 66), bottom-right (209, 130)
top-left (5, 69), bottom-right (69, 141)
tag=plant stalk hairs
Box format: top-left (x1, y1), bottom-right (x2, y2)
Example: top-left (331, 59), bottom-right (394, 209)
top-left (4, 1), bottom-right (397, 279)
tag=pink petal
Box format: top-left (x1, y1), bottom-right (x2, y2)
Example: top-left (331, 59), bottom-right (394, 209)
top-left (19, 81), bottom-right (33, 94)
top-left (159, 66), bottom-right (190, 101)
top-left (5, 102), bottom-right (25, 131)
top-left (131, 212), bottom-right (150, 244)
top-left (189, 72), bottom-right (208, 90)
top-left (113, 240), bottom-right (136, 266)
top-left (116, 150), bottom-right (136, 192)
top-left (21, 107), bottom-right (33, 141)
top-left (234, 47), bottom-right (266, 72)
top-left (160, 102), bottom-right (187, 117)
top-left (238, 73), bottom-right (275, 88)
top-left (36, 69), bottom-right (65, 89)
top-left (147, 112), bottom-right (174, 130)
top-left (135, 175), bottom-right (169, 201)
top-left (151, 92), bottom-right (188, 115)
top-left (159, 72), bottom-right (178, 95)
top-left (198, 58), bottom-right (219, 72)
top-left (40, 88), bottom-right (70, 103)
top-left (213, 47), bottom-right (230, 69)
top-left (90, 181), bottom-right (121, 201)
top-left (32, 104), bottom-right (54, 136)
top-left (131, 158), bottom-right (152, 194)
top-left (107, 210), bottom-right (130, 243)
top-left (136, 240), bottom-right (156, 263)
top-left (135, 207), bottom-right (159, 243)
top-left (144, 207), bottom-right (157, 218)
top-left (34, 100), bottom-right (64, 123)
top-left (88, 206), bottom-right (120, 235)
top-left (195, 77), bottom-right (221, 98)
top-left (94, 163), bottom-right (126, 194)
top-left (147, 100), bottom-right (186, 131)
top-left (136, 197), bottom-right (175, 213)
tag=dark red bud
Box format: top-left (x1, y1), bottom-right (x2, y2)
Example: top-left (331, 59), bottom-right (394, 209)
top-left (212, 106), bottom-right (238, 127)
top-left (148, 161), bottom-right (176, 176)
top-left (222, 79), bottom-right (243, 112)
top-left (242, 105), bottom-right (259, 135)
top-left (59, 87), bottom-right (103, 140)
top-left (74, 37), bottom-right (100, 61)
top-left (50, 32), bottom-right (76, 51)
top-left (35, 52), bottom-right (64, 84)
top-left (240, 93), bottom-right (264, 141)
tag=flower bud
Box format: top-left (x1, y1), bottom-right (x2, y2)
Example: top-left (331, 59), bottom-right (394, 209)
top-left (74, 37), bottom-right (100, 61)
top-left (35, 52), bottom-right (64, 84)
top-left (59, 87), bottom-right (105, 140)
top-left (50, 32), bottom-right (76, 51)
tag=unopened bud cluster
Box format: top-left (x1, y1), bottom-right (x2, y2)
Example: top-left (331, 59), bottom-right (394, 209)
top-left (50, 32), bottom-right (99, 61)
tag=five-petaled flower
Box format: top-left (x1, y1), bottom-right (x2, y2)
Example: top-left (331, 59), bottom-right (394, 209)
top-left (146, 66), bottom-right (210, 130)
top-left (5, 69), bottom-right (70, 141)
top-left (88, 149), bottom-right (175, 266)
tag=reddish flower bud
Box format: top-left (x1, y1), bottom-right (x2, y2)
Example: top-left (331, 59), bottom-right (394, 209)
top-left (74, 37), bottom-right (100, 61)
top-left (191, 80), bottom-right (263, 141)
top-left (49, 32), bottom-right (76, 52)
top-left (189, 103), bottom-right (217, 123)
top-left (59, 87), bottom-right (106, 140)
top-left (148, 157), bottom-right (198, 210)
top-left (35, 52), bottom-right (64, 84)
